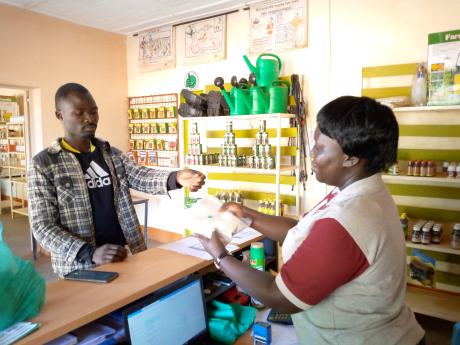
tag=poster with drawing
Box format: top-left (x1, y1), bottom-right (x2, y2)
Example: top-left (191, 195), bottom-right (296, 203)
top-left (183, 15), bottom-right (226, 65)
top-left (249, 0), bottom-right (307, 54)
top-left (138, 25), bottom-right (175, 72)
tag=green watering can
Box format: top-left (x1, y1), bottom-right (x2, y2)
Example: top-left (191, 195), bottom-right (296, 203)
top-left (243, 53), bottom-right (282, 88)
top-left (214, 76), bottom-right (252, 115)
top-left (268, 80), bottom-right (290, 113)
top-left (249, 73), bottom-right (269, 114)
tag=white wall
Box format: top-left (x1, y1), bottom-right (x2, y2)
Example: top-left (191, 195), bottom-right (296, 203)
top-left (128, 0), bottom-right (460, 233)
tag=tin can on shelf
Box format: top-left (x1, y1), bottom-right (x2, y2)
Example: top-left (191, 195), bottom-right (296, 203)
top-left (254, 156), bottom-right (262, 169)
top-left (261, 132), bottom-right (269, 145)
top-left (451, 224), bottom-right (460, 250)
top-left (411, 220), bottom-right (426, 244)
top-left (427, 161), bottom-right (436, 177)
top-left (259, 120), bottom-right (266, 132)
top-left (431, 223), bottom-right (443, 244)
top-left (263, 144), bottom-right (271, 157)
top-left (421, 221), bottom-right (434, 245)
top-left (250, 242), bottom-right (265, 271)
top-left (267, 156), bottom-right (274, 169)
top-left (255, 132), bottom-right (263, 145)
top-left (247, 156), bottom-right (255, 168)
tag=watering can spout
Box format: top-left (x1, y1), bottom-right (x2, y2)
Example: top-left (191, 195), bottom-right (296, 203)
top-left (243, 55), bottom-right (257, 76)
top-left (214, 77), bottom-right (235, 114)
top-left (221, 89), bottom-right (235, 114)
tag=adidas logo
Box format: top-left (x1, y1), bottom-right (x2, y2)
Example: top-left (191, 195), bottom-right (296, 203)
top-left (85, 161), bottom-right (111, 189)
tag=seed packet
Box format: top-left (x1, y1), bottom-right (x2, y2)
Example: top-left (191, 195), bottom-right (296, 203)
top-left (128, 123), bottom-right (134, 134)
top-left (166, 106), bottom-right (177, 118)
top-left (158, 123), bottom-right (168, 134)
top-left (135, 140), bottom-right (144, 150)
top-left (156, 139), bottom-right (164, 151)
top-left (141, 108), bottom-right (149, 119)
top-left (149, 108), bottom-right (157, 119)
top-left (157, 107), bottom-right (166, 118)
top-left (128, 109), bottom-right (133, 119)
top-left (151, 123), bottom-right (158, 134)
top-left (148, 151), bottom-right (157, 165)
top-left (145, 139), bottom-right (155, 150)
top-left (133, 109), bottom-right (141, 119)
top-left (168, 122), bottom-right (177, 133)
top-left (129, 139), bottom-right (135, 150)
top-left (138, 151), bottom-right (147, 165)
top-left (142, 123), bottom-right (151, 134)
top-left (134, 123), bottom-right (142, 134)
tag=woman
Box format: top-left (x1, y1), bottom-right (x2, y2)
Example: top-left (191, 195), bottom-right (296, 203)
top-left (198, 96), bottom-right (425, 345)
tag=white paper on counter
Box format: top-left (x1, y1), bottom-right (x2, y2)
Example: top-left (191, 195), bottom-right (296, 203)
top-left (230, 227), bottom-right (263, 245)
top-left (159, 236), bottom-right (239, 260)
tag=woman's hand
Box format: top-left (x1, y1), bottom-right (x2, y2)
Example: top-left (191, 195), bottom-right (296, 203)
top-left (195, 231), bottom-right (227, 259)
top-left (219, 202), bottom-right (245, 218)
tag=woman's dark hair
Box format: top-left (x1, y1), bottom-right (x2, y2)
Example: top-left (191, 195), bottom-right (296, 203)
top-left (317, 96), bottom-right (399, 174)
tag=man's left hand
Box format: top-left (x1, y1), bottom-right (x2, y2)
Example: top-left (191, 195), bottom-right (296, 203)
top-left (177, 169), bottom-right (206, 192)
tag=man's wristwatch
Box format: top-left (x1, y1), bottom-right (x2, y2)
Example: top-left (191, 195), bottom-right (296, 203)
top-left (214, 251), bottom-right (232, 270)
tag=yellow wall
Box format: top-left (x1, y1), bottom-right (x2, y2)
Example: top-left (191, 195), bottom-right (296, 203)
top-left (0, 3), bottom-right (129, 154)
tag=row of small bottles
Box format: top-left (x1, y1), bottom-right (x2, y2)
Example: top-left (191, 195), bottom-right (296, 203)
top-left (215, 190), bottom-right (244, 204)
top-left (401, 213), bottom-right (460, 249)
top-left (258, 200), bottom-right (284, 216)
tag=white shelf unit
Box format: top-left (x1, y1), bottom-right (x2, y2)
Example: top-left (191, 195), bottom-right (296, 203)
top-left (389, 105), bottom-right (460, 321)
top-left (179, 113), bottom-right (300, 219)
top-left (6, 122), bottom-right (28, 219)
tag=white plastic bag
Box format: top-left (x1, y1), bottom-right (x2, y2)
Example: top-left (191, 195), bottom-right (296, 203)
top-left (185, 198), bottom-right (250, 244)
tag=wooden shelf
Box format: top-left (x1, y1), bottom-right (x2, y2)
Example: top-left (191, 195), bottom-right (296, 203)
top-left (185, 164), bottom-right (298, 174)
top-left (393, 105), bottom-right (460, 112)
top-left (382, 174), bottom-right (460, 188)
top-left (8, 166), bottom-right (26, 170)
top-left (179, 113), bottom-right (295, 121)
top-left (8, 136), bottom-right (25, 140)
top-left (406, 285), bottom-right (460, 322)
top-left (11, 177), bottom-right (27, 184)
top-left (406, 241), bottom-right (459, 255)
top-left (12, 207), bottom-right (28, 216)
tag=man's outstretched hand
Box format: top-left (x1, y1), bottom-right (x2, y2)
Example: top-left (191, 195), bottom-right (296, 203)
top-left (177, 169), bottom-right (206, 192)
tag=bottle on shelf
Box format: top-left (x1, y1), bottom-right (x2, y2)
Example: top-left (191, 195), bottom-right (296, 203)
top-left (400, 213), bottom-right (409, 239)
top-left (411, 63), bottom-right (427, 106)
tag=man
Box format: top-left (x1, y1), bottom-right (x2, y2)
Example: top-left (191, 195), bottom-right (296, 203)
top-left (28, 83), bottom-right (205, 277)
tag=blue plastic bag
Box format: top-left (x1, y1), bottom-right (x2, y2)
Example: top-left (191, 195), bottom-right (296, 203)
top-left (0, 222), bottom-right (46, 330)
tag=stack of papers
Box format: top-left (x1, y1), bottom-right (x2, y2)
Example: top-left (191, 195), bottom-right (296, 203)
top-left (160, 227), bottom-right (262, 260)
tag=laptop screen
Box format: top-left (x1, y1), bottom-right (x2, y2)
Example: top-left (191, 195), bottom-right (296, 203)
top-left (124, 275), bottom-right (208, 345)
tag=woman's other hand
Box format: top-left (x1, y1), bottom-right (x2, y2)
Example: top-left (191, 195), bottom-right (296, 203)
top-left (195, 231), bottom-right (227, 259)
top-left (219, 202), bottom-right (245, 218)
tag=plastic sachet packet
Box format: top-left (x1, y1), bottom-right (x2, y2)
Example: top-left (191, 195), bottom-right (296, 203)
top-left (185, 197), bottom-right (251, 244)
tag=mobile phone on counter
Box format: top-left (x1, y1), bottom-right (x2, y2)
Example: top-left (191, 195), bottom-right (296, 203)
top-left (63, 269), bottom-right (119, 283)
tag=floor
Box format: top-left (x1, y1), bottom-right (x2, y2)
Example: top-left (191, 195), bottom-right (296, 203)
top-left (0, 212), bottom-right (456, 344)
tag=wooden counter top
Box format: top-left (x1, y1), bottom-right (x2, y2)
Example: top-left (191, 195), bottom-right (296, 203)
top-left (17, 248), bottom-right (209, 345)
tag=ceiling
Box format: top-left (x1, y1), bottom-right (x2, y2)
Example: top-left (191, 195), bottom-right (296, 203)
top-left (0, 0), bottom-right (262, 35)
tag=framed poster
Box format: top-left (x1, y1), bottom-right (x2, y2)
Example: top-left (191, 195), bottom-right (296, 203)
top-left (182, 15), bottom-right (226, 65)
top-left (138, 25), bottom-right (175, 72)
top-left (249, 0), bottom-right (308, 54)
